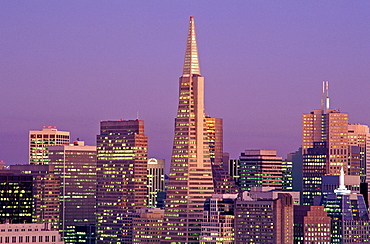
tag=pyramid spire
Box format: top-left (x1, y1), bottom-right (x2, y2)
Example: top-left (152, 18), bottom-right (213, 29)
top-left (182, 16), bottom-right (200, 77)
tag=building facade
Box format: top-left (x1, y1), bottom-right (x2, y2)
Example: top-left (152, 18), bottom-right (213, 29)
top-left (132, 208), bottom-right (164, 244)
top-left (0, 223), bottom-right (64, 244)
top-left (162, 16), bottom-right (214, 243)
top-left (29, 127), bottom-right (70, 165)
top-left (235, 191), bottom-right (294, 243)
top-left (8, 164), bottom-right (60, 230)
top-left (96, 119), bottom-right (148, 244)
top-left (302, 82), bottom-right (349, 205)
top-left (238, 150), bottom-right (283, 191)
top-left (48, 141), bottom-right (97, 243)
top-left (147, 158), bottom-right (165, 208)
top-left (293, 205), bottom-right (331, 244)
top-left (200, 194), bottom-right (237, 244)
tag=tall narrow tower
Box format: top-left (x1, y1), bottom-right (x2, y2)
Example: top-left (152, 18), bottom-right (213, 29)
top-left (162, 16), bottom-right (214, 243)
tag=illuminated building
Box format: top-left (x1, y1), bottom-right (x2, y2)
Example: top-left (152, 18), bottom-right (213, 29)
top-left (315, 168), bottom-right (370, 243)
top-left (238, 150), bottom-right (283, 191)
top-left (0, 223), bottom-right (64, 244)
top-left (348, 123), bottom-right (370, 183)
top-left (29, 127), bottom-right (70, 165)
top-left (282, 158), bottom-right (293, 191)
top-left (235, 191), bottom-right (294, 243)
top-left (302, 82), bottom-right (349, 205)
top-left (9, 164), bottom-right (60, 230)
top-left (205, 117), bottom-right (237, 194)
top-left (293, 205), bottom-right (331, 244)
top-left (0, 171), bottom-right (33, 224)
top-left (205, 117), bottom-right (223, 166)
top-left (132, 208), bottom-right (164, 244)
top-left (302, 142), bottom-right (327, 205)
top-left (162, 16), bottom-right (214, 243)
top-left (48, 141), bottom-right (97, 243)
top-left (200, 194), bottom-right (237, 244)
top-left (146, 158), bottom-right (165, 207)
top-left (96, 119), bottom-right (148, 244)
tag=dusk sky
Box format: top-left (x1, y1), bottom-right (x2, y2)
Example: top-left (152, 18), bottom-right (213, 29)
top-left (1, 1), bottom-right (370, 166)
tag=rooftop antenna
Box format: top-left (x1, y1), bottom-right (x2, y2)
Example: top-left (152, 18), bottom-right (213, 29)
top-left (136, 111), bottom-right (139, 120)
top-left (321, 81), bottom-right (330, 113)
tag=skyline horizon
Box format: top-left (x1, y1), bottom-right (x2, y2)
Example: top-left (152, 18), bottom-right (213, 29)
top-left (1, 2), bottom-right (370, 166)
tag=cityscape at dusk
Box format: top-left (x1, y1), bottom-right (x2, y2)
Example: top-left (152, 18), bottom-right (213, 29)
top-left (1, 1), bottom-right (370, 243)
top-left (1, 2), bottom-right (370, 165)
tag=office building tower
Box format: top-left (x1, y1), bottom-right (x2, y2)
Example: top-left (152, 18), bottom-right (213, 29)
top-left (293, 205), bottom-right (331, 244)
top-left (238, 149), bottom-right (283, 191)
top-left (302, 82), bottom-right (349, 205)
top-left (205, 117), bottom-right (237, 194)
top-left (96, 119), bottom-right (148, 244)
top-left (29, 127), bottom-right (70, 165)
top-left (205, 117), bottom-right (223, 166)
top-left (0, 171), bottom-right (33, 224)
top-left (348, 123), bottom-right (370, 183)
top-left (147, 158), bottom-right (165, 207)
top-left (302, 143), bottom-right (327, 205)
top-left (235, 191), bottom-right (294, 243)
top-left (200, 193), bottom-right (237, 244)
top-left (9, 164), bottom-right (60, 230)
top-left (48, 141), bottom-right (97, 243)
top-left (162, 16), bottom-right (214, 243)
top-left (316, 168), bottom-right (370, 243)
top-left (0, 223), bottom-right (64, 244)
top-left (282, 158), bottom-right (293, 191)
top-left (227, 159), bottom-right (240, 186)
top-left (290, 148), bottom-right (303, 194)
top-left (132, 208), bottom-right (164, 244)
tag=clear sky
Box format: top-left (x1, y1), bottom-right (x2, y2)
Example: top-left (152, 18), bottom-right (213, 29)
top-left (1, 1), bottom-right (370, 166)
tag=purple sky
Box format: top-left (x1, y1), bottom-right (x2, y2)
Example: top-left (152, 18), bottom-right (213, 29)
top-left (1, 1), bottom-right (370, 166)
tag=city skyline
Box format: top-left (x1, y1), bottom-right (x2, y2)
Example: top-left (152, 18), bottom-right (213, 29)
top-left (2, 2), bottom-right (370, 166)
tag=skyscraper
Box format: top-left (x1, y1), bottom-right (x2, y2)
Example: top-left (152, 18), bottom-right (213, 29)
top-left (29, 127), bottom-right (70, 165)
top-left (302, 82), bottom-right (349, 205)
top-left (205, 116), bottom-right (237, 194)
top-left (48, 141), bottom-right (97, 243)
top-left (235, 191), bottom-right (294, 243)
top-left (146, 158), bottom-right (165, 208)
top-left (348, 123), bottom-right (370, 183)
top-left (8, 164), bottom-right (60, 230)
top-left (238, 149), bottom-right (283, 191)
top-left (315, 168), bottom-right (370, 243)
top-left (96, 119), bottom-right (148, 244)
top-left (162, 16), bottom-right (214, 243)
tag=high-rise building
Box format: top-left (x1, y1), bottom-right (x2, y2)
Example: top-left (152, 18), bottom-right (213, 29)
top-left (348, 123), bottom-right (370, 183)
top-left (302, 82), bottom-right (349, 205)
top-left (235, 191), bottom-right (294, 243)
top-left (200, 193), bottom-right (237, 244)
top-left (132, 208), bottom-right (164, 244)
top-left (315, 168), bottom-right (370, 243)
top-left (8, 164), bottom-right (60, 230)
top-left (293, 205), bottom-right (331, 244)
top-left (238, 149), bottom-right (283, 191)
top-left (205, 117), bottom-right (237, 194)
top-left (0, 171), bottom-right (33, 224)
top-left (205, 117), bottom-right (223, 166)
top-left (96, 119), bottom-right (148, 244)
top-left (48, 141), bottom-right (97, 243)
top-left (162, 16), bottom-right (214, 243)
top-left (147, 158), bottom-right (165, 208)
top-left (29, 127), bottom-right (70, 165)
top-left (282, 158), bottom-right (293, 191)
